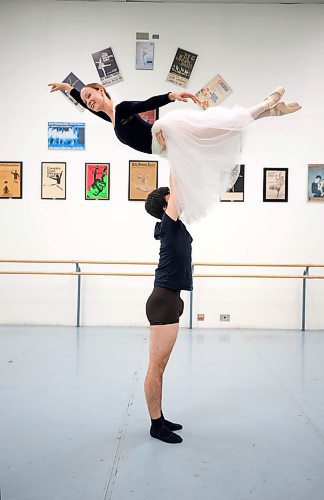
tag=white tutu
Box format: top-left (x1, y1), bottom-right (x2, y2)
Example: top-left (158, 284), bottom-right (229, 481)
top-left (152, 105), bottom-right (253, 223)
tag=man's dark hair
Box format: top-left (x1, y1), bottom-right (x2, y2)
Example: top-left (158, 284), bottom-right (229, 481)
top-left (145, 187), bottom-right (170, 219)
top-left (316, 175), bottom-right (322, 180)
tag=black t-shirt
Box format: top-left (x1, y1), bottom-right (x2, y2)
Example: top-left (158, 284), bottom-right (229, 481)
top-left (154, 213), bottom-right (193, 291)
top-left (70, 88), bottom-right (172, 154)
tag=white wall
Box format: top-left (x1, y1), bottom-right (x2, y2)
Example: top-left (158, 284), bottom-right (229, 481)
top-left (0, 0), bottom-right (323, 329)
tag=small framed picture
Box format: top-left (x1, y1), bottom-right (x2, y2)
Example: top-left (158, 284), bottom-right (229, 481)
top-left (138, 108), bottom-right (159, 125)
top-left (41, 162), bottom-right (66, 199)
top-left (221, 164), bottom-right (245, 202)
top-left (0, 161), bottom-right (23, 199)
top-left (307, 164), bottom-right (324, 201)
top-left (61, 72), bottom-right (85, 112)
top-left (128, 161), bottom-right (158, 201)
top-left (92, 46), bottom-right (123, 86)
top-left (85, 163), bottom-right (110, 200)
top-left (48, 122), bottom-right (85, 150)
top-left (166, 47), bottom-right (198, 88)
top-left (196, 74), bottom-right (233, 110)
top-left (136, 41), bottom-right (154, 70)
top-left (263, 168), bottom-right (288, 202)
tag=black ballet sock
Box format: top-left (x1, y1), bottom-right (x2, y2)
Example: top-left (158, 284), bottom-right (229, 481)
top-left (161, 411), bottom-right (183, 431)
top-left (150, 416), bottom-right (182, 444)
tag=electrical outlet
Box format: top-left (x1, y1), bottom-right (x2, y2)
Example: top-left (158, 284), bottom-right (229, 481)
top-left (220, 314), bottom-right (230, 322)
top-left (197, 314), bottom-right (205, 321)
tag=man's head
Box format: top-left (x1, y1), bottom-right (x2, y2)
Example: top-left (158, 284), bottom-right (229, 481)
top-left (316, 175), bottom-right (322, 183)
top-left (145, 187), bottom-right (170, 219)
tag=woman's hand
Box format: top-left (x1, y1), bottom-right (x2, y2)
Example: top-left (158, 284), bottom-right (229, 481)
top-left (168, 91), bottom-right (199, 104)
top-left (48, 82), bottom-right (72, 93)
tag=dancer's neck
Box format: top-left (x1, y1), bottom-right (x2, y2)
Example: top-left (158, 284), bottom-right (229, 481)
top-left (102, 99), bottom-right (115, 125)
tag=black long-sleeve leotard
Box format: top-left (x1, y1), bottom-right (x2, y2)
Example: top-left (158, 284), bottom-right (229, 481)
top-left (70, 88), bottom-right (172, 154)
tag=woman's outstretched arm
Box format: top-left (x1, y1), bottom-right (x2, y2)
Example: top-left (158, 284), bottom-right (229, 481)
top-left (119, 91), bottom-right (199, 118)
top-left (48, 82), bottom-right (111, 122)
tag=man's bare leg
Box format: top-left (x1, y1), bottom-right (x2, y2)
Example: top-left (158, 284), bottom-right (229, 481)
top-left (144, 323), bottom-right (182, 443)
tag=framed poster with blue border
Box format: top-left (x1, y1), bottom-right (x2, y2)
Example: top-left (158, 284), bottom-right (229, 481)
top-left (48, 122), bottom-right (85, 150)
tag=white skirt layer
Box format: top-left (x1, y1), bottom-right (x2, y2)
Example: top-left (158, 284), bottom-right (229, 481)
top-left (152, 106), bottom-right (254, 223)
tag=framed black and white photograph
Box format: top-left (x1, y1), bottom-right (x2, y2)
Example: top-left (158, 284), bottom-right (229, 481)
top-left (92, 46), bottom-right (123, 87)
top-left (307, 164), bottom-right (324, 201)
top-left (0, 161), bottom-right (23, 199)
top-left (221, 164), bottom-right (245, 202)
top-left (41, 162), bottom-right (66, 200)
top-left (263, 168), bottom-right (288, 202)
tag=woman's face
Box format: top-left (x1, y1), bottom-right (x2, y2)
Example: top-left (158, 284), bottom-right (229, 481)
top-left (80, 87), bottom-right (104, 112)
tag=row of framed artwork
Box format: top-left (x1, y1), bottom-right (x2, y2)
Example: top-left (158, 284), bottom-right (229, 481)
top-left (1, 161), bottom-right (324, 202)
top-left (0, 160), bottom-right (156, 201)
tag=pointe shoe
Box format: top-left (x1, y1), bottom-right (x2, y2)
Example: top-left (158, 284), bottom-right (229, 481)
top-left (269, 101), bottom-right (302, 116)
top-left (264, 86), bottom-right (285, 110)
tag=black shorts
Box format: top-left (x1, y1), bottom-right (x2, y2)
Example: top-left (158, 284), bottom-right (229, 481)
top-left (146, 287), bottom-right (184, 326)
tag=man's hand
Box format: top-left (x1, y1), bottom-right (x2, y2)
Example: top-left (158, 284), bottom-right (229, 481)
top-left (168, 91), bottom-right (199, 104)
top-left (48, 82), bottom-right (72, 93)
top-left (156, 130), bottom-right (167, 150)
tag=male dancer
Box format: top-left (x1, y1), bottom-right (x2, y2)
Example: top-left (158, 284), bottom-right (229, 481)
top-left (144, 178), bottom-right (193, 444)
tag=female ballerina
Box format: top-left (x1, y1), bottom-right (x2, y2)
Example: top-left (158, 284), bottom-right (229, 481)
top-left (49, 81), bottom-right (301, 222)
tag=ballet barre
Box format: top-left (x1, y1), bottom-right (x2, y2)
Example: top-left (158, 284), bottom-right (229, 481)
top-left (0, 260), bottom-right (323, 331)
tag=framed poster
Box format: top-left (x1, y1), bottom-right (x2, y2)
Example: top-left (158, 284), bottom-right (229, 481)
top-left (41, 162), bottom-right (66, 200)
top-left (128, 161), bottom-right (158, 201)
top-left (138, 108), bottom-right (159, 125)
top-left (48, 122), bottom-right (85, 150)
top-left (136, 41), bottom-right (154, 70)
top-left (61, 72), bottom-right (85, 112)
top-left (166, 48), bottom-right (198, 88)
top-left (85, 163), bottom-right (110, 200)
top-left (221, 165), bottom-right (245, 202)
top-left (196, 74), bottom-right (233, 110)
top-left (263, 168), bottom-right (288, 202)
top-left (307, 164), bottom-right (324, 201)
top-left (92, 46), bottom-right (123, 87)
top-left (0, 161), bottom-right (22, 199)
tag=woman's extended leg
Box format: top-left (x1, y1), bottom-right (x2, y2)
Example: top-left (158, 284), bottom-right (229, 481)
top-left (249, 86), bottom-right (301, 120)
top-left (248, 86), bottom-right (285, 119)
top-left (255, 101), bottom-right (302, 119)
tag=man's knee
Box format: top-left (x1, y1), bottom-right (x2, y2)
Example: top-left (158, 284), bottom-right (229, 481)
top-left (149, 356), bottom-right (169, 375)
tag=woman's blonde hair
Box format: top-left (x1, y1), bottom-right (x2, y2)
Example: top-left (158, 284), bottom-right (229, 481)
top-left (84, 83), bottom-right (111, 100)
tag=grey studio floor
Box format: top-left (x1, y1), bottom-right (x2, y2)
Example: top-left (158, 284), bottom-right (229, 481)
top-left (1, 326), bottom-right (324, 500)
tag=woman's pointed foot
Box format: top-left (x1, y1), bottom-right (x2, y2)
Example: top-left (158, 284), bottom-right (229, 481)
top-left (269, 101), bottom-right (301, 116)
top-left (264, 86), bottom-right (285, 110)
